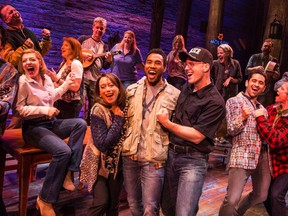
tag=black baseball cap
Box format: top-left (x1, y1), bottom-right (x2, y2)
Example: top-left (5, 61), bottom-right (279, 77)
top-left (179, 47), bottom-right (213, 67)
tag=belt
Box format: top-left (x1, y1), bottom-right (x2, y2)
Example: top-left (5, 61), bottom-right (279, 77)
top-left (26, 116), bottom-right (51, 122)
top-left (169, 143), bottom-right (196, 154)
top-left (127, 155), bottom-right (165, 169)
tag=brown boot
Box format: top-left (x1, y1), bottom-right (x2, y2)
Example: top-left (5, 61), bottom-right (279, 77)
top-left (36, 196), bottom-right (56, 216)
top-left (62, 171), bottom-right (75, 191)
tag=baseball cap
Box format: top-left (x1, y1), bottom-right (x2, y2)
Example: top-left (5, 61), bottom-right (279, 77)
top-left (179, 47), bottom-right (213, 67)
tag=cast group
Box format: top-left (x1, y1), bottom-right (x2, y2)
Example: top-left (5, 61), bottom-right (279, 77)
top-left (0, 4), bottom-right (287, 216)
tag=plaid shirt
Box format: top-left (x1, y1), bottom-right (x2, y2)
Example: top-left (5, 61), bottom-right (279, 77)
top-left (226, 92), bottom-right (266, 169)
top-left (256, 104), bottom-right (288, 179)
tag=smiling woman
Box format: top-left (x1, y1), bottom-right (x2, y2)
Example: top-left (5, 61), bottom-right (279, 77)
top-left (16, 48), bottom-right (87, 216)
top-left (110, 30), bottom-right (144, 89)
top-left (46, 37), bottom-right (84, 119)
top-left (80, 72), bottom-right (126, 215)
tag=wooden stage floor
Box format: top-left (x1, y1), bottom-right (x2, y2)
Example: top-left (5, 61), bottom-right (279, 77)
top-left (2, 155), bottom-right (271, 216)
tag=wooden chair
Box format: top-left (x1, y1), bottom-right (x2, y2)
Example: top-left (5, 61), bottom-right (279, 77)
top-left (0, 127), bottom-right (91, 216)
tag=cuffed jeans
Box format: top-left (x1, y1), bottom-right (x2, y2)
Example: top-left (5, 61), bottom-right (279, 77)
top-left (22, 118), bottom-right (87, 203)
top-left (162, 149), bottom-right (209, 216)
top-left (122, 157), bottom-right (164, 216)
top-left (219, 151), bottom-right (271, 216)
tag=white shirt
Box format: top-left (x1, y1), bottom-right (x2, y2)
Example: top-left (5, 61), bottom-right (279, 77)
top-left (16, 74), bottom-right (69, 120)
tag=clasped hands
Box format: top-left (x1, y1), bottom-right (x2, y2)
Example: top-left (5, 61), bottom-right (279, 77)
top-left (242, 105), bottom-right (266, 121)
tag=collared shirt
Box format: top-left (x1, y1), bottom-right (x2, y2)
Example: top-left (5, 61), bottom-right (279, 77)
top-left (16, 74), bottom-right (68, 120)
top-left (111, 43), bottom-right (143, 82)
top-left (256, 104), bottom-right (288, 179)
top-left (226, 92), bottom-right (266, 169)
top-left (139, 80), bottom-right (166, 161)
top-left (170, 82), bottom-right (225, 154)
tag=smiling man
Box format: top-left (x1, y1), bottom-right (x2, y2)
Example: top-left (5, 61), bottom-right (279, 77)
top-left (0, 4), bottom-right (51, 68)
top-left (219, 70), bottom-right (271, 216)
top-left (122, 48), bottom-right (180, 216)
top-left (255, 82), bottom-right (288, 216)
top-left (157, 47), bottom-right (225, 216)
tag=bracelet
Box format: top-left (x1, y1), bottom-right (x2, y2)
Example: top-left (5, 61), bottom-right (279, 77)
top-left (56, 78), bottom-right (61, 84)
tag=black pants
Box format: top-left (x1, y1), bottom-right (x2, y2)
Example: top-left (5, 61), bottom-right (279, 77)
top-left (88, 172), bottom-right (124, 216)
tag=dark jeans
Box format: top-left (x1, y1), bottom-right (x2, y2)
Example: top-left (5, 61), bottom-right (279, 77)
top-left (22, 118), bottom-right (87, 203)
top-left (264, 173), bottom-right (288, 216)
top-left (162, 149), bottom-right (208, 216)
top-left (54, 99), bottom-right (83, 119)
top-left (88, 172), bottom-right (124, 216)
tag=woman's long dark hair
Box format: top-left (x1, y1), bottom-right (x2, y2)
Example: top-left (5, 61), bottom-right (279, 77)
top-left (94, 73), bottom-right (126, 110)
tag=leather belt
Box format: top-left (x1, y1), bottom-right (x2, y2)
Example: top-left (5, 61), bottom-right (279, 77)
top-left (127, 155), bottom-right (165, 169)
top-left (169, 143), bottom-right (196, 154)
top-left (26, 116), bottom-right (51, 122)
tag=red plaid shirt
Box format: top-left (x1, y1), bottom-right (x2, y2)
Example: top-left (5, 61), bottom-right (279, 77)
top-left (256, 104), bottom-right (288, 179)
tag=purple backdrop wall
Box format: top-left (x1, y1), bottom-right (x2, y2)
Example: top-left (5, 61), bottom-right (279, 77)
top-left (1, 0), bottom-right (258, 80)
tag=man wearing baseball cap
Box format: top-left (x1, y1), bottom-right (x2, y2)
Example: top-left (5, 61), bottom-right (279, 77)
top-left (157, 47), bottom-right (225, 215)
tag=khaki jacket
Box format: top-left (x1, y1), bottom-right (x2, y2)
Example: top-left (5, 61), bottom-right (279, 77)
top-left (122, 77), bottom-right (180, 163)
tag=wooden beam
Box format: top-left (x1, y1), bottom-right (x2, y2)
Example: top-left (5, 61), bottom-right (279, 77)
top-left (149, 0), bottom-right (165, 50)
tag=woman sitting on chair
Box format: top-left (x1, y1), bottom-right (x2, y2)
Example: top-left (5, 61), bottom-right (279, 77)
top-left (16, 49), bottom-right (87, 216)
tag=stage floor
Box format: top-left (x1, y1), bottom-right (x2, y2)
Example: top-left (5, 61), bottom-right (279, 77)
top-left (3, 155), bottom-right (271, 216)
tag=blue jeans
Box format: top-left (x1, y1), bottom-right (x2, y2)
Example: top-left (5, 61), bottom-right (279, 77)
top-left (219, 151), bottom-right (271, 216)
top-left (122, 157), bottom-right (164, 216)
top-left (22, 118), bottom-right (87, 203)
top-left (162, 149), bottom-right (208, 216)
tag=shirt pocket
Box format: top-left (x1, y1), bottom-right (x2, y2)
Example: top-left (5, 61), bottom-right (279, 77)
top-left (151, 133), bottom-right (169, 161)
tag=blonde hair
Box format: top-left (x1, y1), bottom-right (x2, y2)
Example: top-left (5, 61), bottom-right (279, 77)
top-left (118, 30), bottom-right (137, 54)
top-left (18, 49), bottom-right (47, 80)
top-left (218, 44), bottom-right (234, 58)
top-left (93, 17), bottom-right (107, 29)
